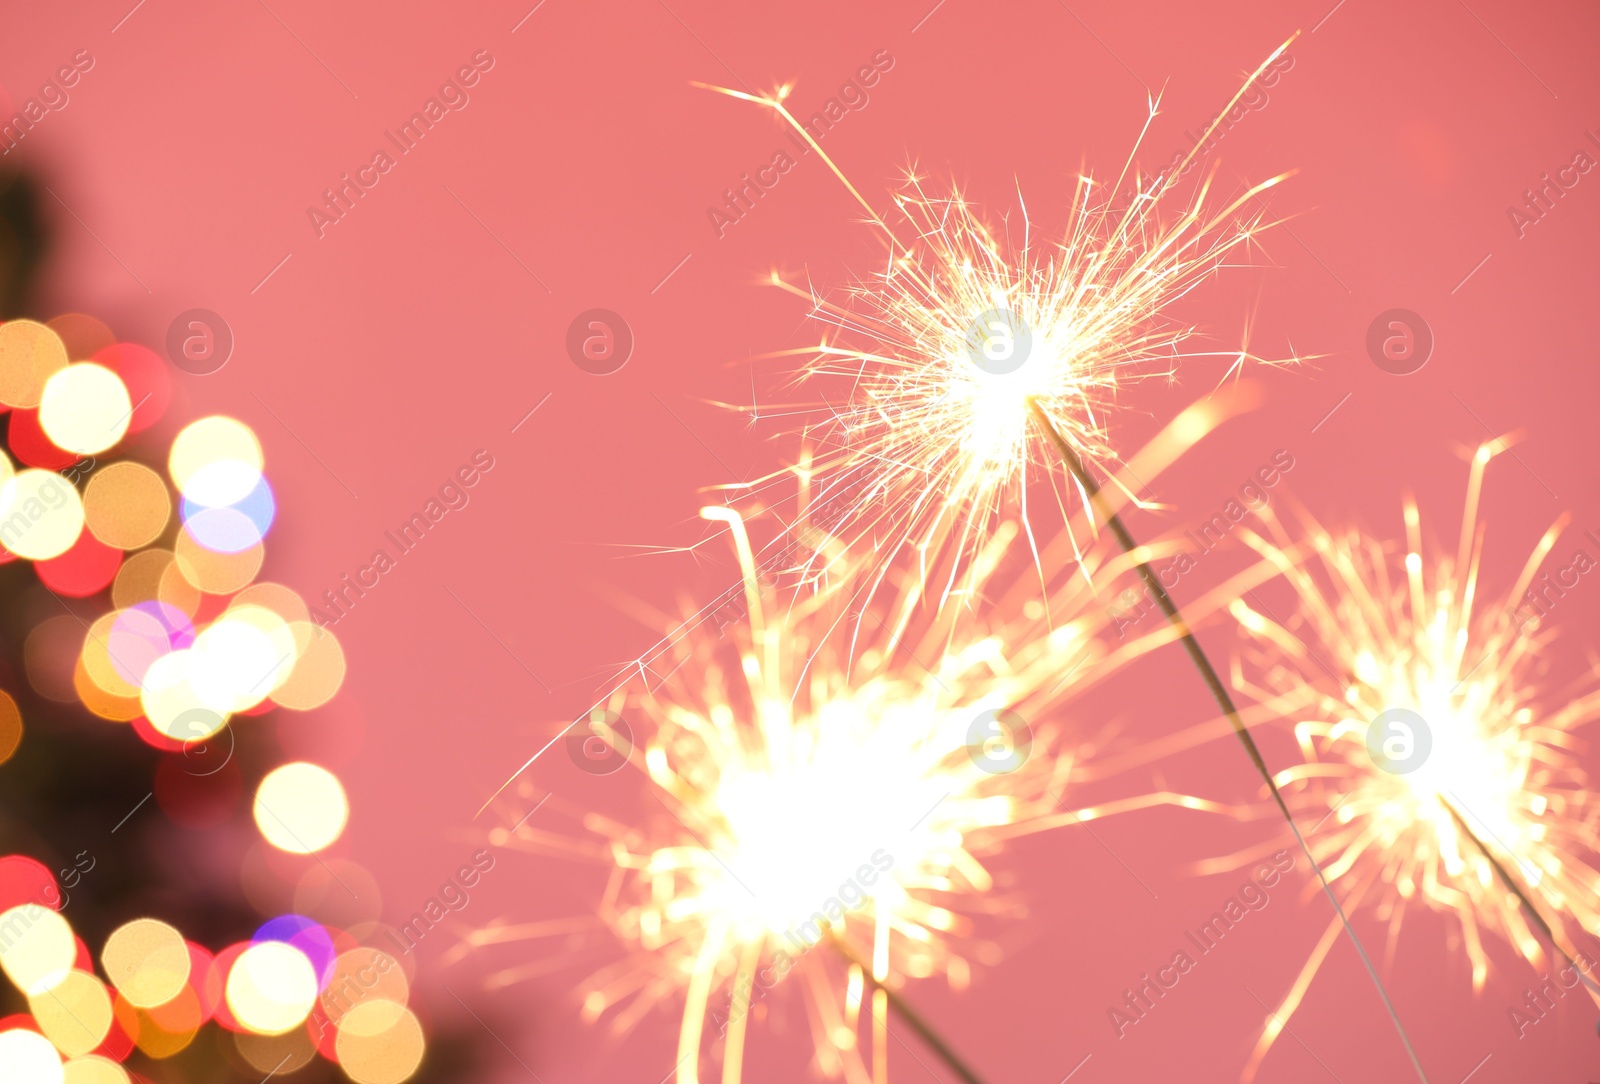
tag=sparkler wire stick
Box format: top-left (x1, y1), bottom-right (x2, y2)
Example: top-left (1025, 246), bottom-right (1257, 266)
top-left (1025, 398), bottom-right (1430, 1084)
top-left (692, 36), bottom-right (1430, 1078)
top-left (1217, 454), bottom-right (1600, 1076)
top-left (825, 928), bottom-right (987, 1084)
top-left (1440, 797), bottom-right (1600, 999)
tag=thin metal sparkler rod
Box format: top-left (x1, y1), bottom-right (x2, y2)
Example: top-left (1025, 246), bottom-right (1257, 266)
top-left (824, 929), bottom-right (987, 1084)
top-left (1440, 797), bottom-right (1600, 1001)
top-left (1025, 399), bottom-right (1431, 1084)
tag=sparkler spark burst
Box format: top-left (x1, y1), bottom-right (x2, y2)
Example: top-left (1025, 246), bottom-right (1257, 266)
top-left (1222, 442), bottom-right (1600, 1077)
top-left (488, 504), bottom-right (1259, 1084)
top-left (784, 165), bottom-right (1284, 601)
top-left (584, 510), bottom-right (1073, 1084)
top-left (706, 39), bottom-right (1299, 618)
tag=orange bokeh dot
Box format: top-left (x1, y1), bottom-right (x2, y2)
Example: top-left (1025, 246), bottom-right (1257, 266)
top-left (0, 690), bottom-right (20, 765)
top-left (80, 612), bottom-right (142, 699)
top-left (110, 996), bottom-right (143, 1054)
top-left (0, 319), bottom-right (68, 408)
top-left (142, 982), bottom-right (202, 1035)
top-left (173, 529), bottom-right (262, 595)
top-left (129, 1006), bottom-right (196, 1059)
top-left (72, 657), bottom-right (141, 722)
top-left (229, 584), bottom-right (310, 645)
top-left (158, 557), bottom-right (203, 616)
top-left (110, 550), bottom-right (168, 609)
top-left (84, 463), bottom-right (170, 550)
top-left (30, 969), bottom-right (114, 1057)
top-left (270, 626), bottom-right (345, 711)
top-left (90, 1005), bottom-right (136, 1062)
top-left (335, 1001), bottom-right (425, 1083)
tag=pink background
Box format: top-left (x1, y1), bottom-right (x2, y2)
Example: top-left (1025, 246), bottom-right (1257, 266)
top-left (5, 0), bottom-right (1599, 1079)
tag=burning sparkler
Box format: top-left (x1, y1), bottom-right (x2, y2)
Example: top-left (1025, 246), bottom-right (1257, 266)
top-left (700, 39), bottom-right (1299, 627)
top-left (1214, 440), bottom-right (1600, 1080)
top-left (698, 32), bottom-right (1427, 1080)
top-left (482, 497), bottom-right (1269, 1084)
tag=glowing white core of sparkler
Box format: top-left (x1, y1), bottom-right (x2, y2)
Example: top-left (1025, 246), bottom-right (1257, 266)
top-left (955, 362), bottom-right (1035, 467)
top-left (934, 310), bottom-right (1081, 472)
top-left (683, 693), bottom-right (1015, 941)
top-left (1338, 618), bottom-right (1537, 885)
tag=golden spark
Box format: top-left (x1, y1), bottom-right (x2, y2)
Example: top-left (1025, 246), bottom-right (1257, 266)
top-left (698, 41), bottom-right (1431, 1079)
top-left (700, 36), bottom-right (1300, 623)
top-left (1218, 441), bottom-right (1600, 1079)
top-left (484, 501), bottom-right (1263, 1084)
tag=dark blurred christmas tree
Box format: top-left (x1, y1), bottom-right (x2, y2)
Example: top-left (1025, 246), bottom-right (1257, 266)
top-left (0, 167), bottom-right (484, 1083)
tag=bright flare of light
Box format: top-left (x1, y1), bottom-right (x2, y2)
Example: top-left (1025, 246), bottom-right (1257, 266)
top-left (595, 521), bottom-right (1059, 1084)
top-left (168, 417), bottom-right (263, 507)
top-left (225, 941), bottom-right (318, 1035)
top-left (0, 469), bottom-right (87, 561)
top-left (497, 506), bottom-right (1262, 1084)
top-left (62, 1056), bottom-right (130, 1084)
top-left (188, 605), bottom-right (296, 712)
top-left (39, 363), bottom-right (132, 455)
top-left (0, 319), bottom-right (69, 409)
top-left (102, 918), bottom-right (190, 1009)
top-left (705, 42), bottom-right (1297, 619)
top-left (29, 970), bottom-right (114, 1056)
top-left (328, 947), bottom-right (409, 1011)
top-left (172, 520), bottom-right (263, 593)
top-left (268, 625), bottom-right (345, 710)
top-left (254, 763), bottom-right (349, 854)
top-left (0, 904), bottom-right (75, 995)
top-left (138, 650), bottom-right (229, 741)
top-left (83, 462), bottom-right (170, 549)
top-left (230, 583), bottom-right (312, 636)
top-left (0, 1028), bottom-right (63, 1084)
top-left (335, 1001), bottom-right (426, 1084)
top-left (1222, 442), bottom-right (1600, 1079)
top-left (0, 689), bottom-right (21, 765)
